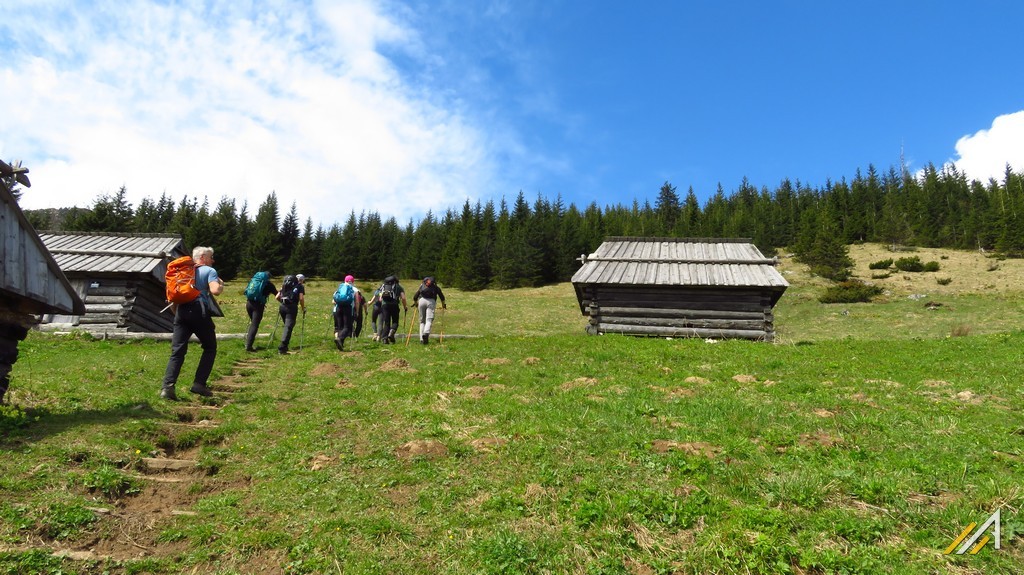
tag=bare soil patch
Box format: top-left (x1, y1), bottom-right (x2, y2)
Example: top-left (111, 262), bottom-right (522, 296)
top-left (482, 357), bottom-right (511, 365)
top-left (561, 377), bottom-right (598, 391)
top-left (797, 431), bottom-right (844, 448)
top-left (395, 439), bottom-right (449, 459)
top-left (462, 384), bottom-right (505, 399)
top-left (469, 437), bottom-right (508, 452)
top-left (650, 441), bottom-right (720, 458)
top-left (684, 376), bottom-right (711, 385)
top-left (732, 374), bottom-right (757, 384)
top-left (309, 454), bottom-right (334, 470)
top-left (309, 363), bottom-right (343, 377)
top-left (379, 358), bottom-right (414, 372)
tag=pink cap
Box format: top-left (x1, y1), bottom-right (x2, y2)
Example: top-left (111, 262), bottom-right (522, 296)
top-left (344, 275), bottom-right (354, 283)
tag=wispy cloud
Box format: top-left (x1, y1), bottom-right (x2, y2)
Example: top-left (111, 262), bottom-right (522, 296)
top-left (949, 111), bottom-right (1024, 184)
top-left (0, 0), bottom-right (495, 226)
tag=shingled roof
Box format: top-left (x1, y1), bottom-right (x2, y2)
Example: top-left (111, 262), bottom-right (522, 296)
top-left (39, 232), bottom-right (185, 278)
top-left (572, 236), bottom-right (788, 294)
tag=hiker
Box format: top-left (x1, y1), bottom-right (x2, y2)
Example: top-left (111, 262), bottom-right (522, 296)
top-left (352, 285), bottom-right (368, 338)
top-left (369, 286), bottom-right (383, 340)
top-left (243, 271), bottom-right (277, 352)
top-left (276, 273), bottom-right (306, 354)
top-left (332, 275), bottom-right (358, 351)
top-left (0, 324), bottom-right (29, 406)
top-left (412, 276), bottom-right (447, 345)
top-left (160, 246), bottom-right (223, 400)
top-left (376, 275), bottom-right (407, 344)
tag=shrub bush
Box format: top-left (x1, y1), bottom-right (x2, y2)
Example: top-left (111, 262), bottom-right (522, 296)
top-left (936, 277), bottom-right (952, 286)
top-left (894, 256), bottom-right (924, 272)
top-left (819, 281), bottom-right (884, 304)
top-left (868, 258), bottom-right (893, 270)
top-left (870, 272), bottom-right (891, 280)
top-left (810, 265), bottom-right (851, 282)
top-left (923, 261), bottom-right (940, 272)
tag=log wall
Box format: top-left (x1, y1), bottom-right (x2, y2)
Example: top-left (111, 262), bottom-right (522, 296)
top-left (39, 275), bottom-right (174, 334)
top-left (580, 285), bottom-right (776, 341)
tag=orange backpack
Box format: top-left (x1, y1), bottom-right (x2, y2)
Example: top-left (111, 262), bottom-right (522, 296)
top-left (165, 256), bottom-right (201, 304)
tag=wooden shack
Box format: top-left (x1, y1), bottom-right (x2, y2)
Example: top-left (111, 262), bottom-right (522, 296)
top-left (38, 232), bottom-right (187, 334)
top-left (1, 159), bottom-right (85, 403)
top-left (571, 237), bottom-right (788, 341)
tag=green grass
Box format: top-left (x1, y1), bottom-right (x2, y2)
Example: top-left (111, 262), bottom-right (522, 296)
top-left (2, 272), bottom-right (1023, 574)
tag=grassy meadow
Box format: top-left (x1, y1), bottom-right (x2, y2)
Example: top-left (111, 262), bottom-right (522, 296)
top-left (1, 244), bottom-right (1023, 574)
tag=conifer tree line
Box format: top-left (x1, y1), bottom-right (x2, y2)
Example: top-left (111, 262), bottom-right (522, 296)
top-left (23, 162), bottom-right (1024, 289)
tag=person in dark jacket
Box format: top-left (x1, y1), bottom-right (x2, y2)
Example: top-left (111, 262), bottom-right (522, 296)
top-left (244, 272), bottom-right (277, 352)
top-left (376, 275), bottom-right (407, 344)
top-left (276, 273), bottom-right (306, 354)
top-left (412, 276), bottom-right (447, 345)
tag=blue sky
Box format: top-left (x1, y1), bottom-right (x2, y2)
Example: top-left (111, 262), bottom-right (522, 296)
top-left (2, 0), bottom-right (1022, 228)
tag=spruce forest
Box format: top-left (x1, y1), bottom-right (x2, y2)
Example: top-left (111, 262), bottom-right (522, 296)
top-left (22, 162), bottom-right (1024, 289)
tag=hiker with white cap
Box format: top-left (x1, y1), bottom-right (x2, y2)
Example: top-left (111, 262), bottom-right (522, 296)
top-left (276, 273), bottom-right (306, 354)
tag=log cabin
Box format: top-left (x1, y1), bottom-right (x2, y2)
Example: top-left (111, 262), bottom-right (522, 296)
top-left (38, 231), bottom-right (187, 334)
top-left (571, 237), bottom-right (788, 341)
top-left (0, 160), bottom-right (85, 403)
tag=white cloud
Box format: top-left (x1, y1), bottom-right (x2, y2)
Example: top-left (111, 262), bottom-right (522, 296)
top-left (949, 110), bottom-right (1024, 184)
top-left (0, 0), bottom-right (494, 227)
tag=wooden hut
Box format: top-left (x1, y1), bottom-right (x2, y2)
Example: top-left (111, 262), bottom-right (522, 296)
top-left (38, 232), bottom-right (187, 334)
top-left (0, 159), bottom-right (85, 403)
top-left (571, 237), bottom-right (788, 341)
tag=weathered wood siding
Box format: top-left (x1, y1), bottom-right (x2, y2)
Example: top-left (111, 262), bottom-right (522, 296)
top-left (572, 237), bottom-right (788, 341)
top-left (0, 179), bottom-right (84, 316)
top-left (38, 232), bottom-right (184, 333)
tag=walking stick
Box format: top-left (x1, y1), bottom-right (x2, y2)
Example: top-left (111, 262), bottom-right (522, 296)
top-left (405, 305), bottom-right (419, 347)
top-left (269, 310), bottom-right (281, 345)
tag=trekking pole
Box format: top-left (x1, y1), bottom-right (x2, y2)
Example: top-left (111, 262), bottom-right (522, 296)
top-left (439, 306), bottom-right (446, 344)
top-left (405, 305), bottom-right (419, 347)
top-left (269, 311), bottom-right (280, 345)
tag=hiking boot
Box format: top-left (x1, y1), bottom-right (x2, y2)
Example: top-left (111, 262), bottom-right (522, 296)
top-left (278, 348), bottom-right (288, 354)
top-left (335, 336), bottom-right (344, 351)
top-left (421, 334), bottom-right (429, 345)
top-left (189, 383), bottom-right (214, 397)
top-left (245, 346), bottom-right (256, 352)
top-left (159, 386), bottom-right (178, 401)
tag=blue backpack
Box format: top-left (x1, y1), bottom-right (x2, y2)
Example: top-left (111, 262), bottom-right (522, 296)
top-left (333, 283), bottom-right (355, 304)
top-left (244, 271), bottom-right (270, 304)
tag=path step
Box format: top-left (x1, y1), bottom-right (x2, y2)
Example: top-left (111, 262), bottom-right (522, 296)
top-left (141, 458), bottom-right (197, 472)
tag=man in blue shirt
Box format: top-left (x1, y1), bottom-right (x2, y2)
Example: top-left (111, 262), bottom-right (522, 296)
top-left (160, 246), bottom-right (224, 400)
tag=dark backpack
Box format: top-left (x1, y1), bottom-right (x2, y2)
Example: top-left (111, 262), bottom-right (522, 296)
top-left (333, 283), bottom-right (355, 304)
top-left (281, 275), bottom-right (298, 302)
top-left (244, 271), bottom-right (270, 304)
top-left (379, 281), bottom-right (397, 302)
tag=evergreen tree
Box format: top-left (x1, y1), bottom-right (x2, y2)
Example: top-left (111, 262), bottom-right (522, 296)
top-left (287, 218), bottom-right (319, 277)
top-left (209, 197), bottom-right (242, 280)
top-left (242, 192), bottom-right (283, 274)
top-left (66, 186), bottom-right (135, 232)
top-left (655, 181), bottom-right (680, 235)
top-left (680, 187), bottom-right (701, 236)
top-left (280, 202), bottom-right (300, 263)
